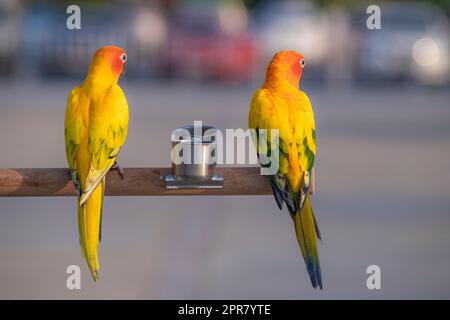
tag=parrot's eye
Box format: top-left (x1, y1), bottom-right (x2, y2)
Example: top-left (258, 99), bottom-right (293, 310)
top-left (120, 53), bottom-right (127, 63)
top-left (300, 59), bottom-right (305, 68)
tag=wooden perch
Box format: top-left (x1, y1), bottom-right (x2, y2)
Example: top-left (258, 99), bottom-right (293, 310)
top-left (0, 167), bottom-right (315, 197)
top-left (0, 167), bottom-right (269, 197)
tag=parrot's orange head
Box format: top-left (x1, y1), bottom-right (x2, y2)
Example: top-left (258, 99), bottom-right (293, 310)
top-left (264, 50), bottom-right (305, 88)
top-left (88, 46), bottom-right (127, 83)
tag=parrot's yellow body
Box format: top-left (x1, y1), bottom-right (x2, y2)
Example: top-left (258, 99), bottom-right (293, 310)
top-left (64, 46), bottom-right (129, 281)
top-left (249, 51), bottom-right (322, 289)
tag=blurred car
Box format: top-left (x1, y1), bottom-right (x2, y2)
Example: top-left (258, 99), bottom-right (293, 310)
top-left (163, 2), bottom-right (259, 82)
top-left (18, 4), bottom-right (167, 78)
top-left (254, 1), bottom-right (330, 72)
top-left (354, 3), bottom-right (450, 85)
top-left (0, 0), bottom-right (23, 75)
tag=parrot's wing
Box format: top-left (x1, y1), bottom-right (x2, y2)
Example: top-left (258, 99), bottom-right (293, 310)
top-left (292, 91), bottom-right (322, 242)
top-left (79, 84), bottom-right (129, 206)
top-left (64, 86), bottom-right (84, 198)
top-left (249, 89), bottom-right (297, 213)
top-left (295, 91), bottom-right (316, 210)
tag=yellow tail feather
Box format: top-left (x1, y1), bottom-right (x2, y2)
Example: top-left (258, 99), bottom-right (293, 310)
top-left (78, 179), bottom-right (104, 282)
top-left (292, 195), bottom-right (322, 289)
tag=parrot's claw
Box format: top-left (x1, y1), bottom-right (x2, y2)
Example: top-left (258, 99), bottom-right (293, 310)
top-left (111, 161), bottom-right (125, 180)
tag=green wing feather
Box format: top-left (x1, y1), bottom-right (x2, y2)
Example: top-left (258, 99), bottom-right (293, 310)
top-left (64, 86), bottom-right (84, 198)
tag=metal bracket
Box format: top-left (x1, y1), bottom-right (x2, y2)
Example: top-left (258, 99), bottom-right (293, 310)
top-left (165, 174), bottom-right (224, 189)
top-left (165, 124), bottom-right (224, 190)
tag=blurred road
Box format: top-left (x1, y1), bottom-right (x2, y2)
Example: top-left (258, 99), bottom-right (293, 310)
top-left (0, 80), bottom-right (449, 299)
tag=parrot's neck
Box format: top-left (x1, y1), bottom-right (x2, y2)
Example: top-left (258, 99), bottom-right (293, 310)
top-left (263, 74), bottom-right (300, 91)
top-left (263, 65), bottom-right (300, 91)
top-left (85, 63), bottom-right (120, 86)
top-left (83, 76), bottom-right (118, 91)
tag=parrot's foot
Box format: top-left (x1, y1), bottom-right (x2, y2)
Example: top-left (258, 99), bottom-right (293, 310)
top-left (111, 161), bottom-right (124, 180)
top-left (67, 169), bottom-right (81, 198)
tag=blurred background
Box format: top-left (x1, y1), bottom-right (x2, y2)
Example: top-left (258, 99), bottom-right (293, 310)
top-left (0, 0), bottom-right (450, 299)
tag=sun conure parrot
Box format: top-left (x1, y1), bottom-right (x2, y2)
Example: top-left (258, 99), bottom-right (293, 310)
top-left (248, 50), bottom-right (322, 289)
top-left (64, 46), bottom-right (129, 281)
